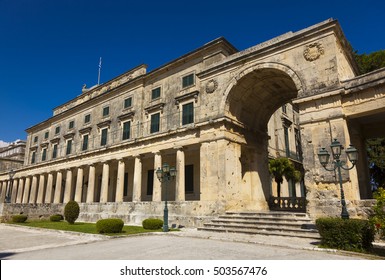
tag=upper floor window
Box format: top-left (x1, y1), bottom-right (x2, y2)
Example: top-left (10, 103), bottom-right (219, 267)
top-left (69, 120), bottom-right (75, 129)
top-left (182, 102), bottom-right (194, 125)
top-left (101, 128), bottom-right (108, 146)
top-left (182, 73), bottom-right (194, 88)
top-left (52, 144), bottom-right (58, 159)
top-left (124, 97), bottom-right (132, 109)
top-left (66, 139), bottom-right (72, 155)
top-left (33, 136), bottom-right (38, 143)
top-left (31, 151), bottom-right (36, 164)
top-left (151, 87), bottom-right (161, 100)
top-left (84, 114), bottom-right (91, 124)
top-left (82, 134), bottom-right (89, 151)
top-left (41, 148), bottom-right (47, 161)
top-left (122, 121), bottom-right (131, 140)
top-left (55, 126), bottom-right (61, 135)
top-left (102, 106), bottom-right (110, 117)
top-left (44, 131), bottom-right (49, 139)
top-left (150, 113), bottom-right (160, 134)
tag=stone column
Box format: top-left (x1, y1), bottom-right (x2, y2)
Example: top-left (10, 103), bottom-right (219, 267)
top-left (0, 181), bottom-right (6, 203)
top-left (86, 164), bottom-right (96, 203)
top-left (100, 162), bottom-right (110, 203)
top-left (29, 175), bottom-right (38, 203)
top-left (37, 174), bottom-right (46, 203)
top-left (54, 171), bottom-right (63, 203)
top-left (63, 169), bottom-right (73, 203)
top-left (45, 173), bottom-right (54, 203)
top-left (175, 147), bottom-right (185, 201)
top-left (152, 152), bottom-right (162, 202)
top-left (115, 159), bottom-right (125, 203)
top-left (132, 155), bottom-right (142, 202)
top-left (11, 179), bottom-right (19, 203)
top-left (23, 177), bottom-right (31, 203)
top-left (16, 178), bottom-right (24, 203)
top-left (75, 166), bottom-right (84, 202)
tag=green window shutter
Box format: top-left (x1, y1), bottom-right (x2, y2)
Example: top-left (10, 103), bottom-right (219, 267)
top-left (122, 121), bottom-right (131, 140)
top-left (101, 128), bottom-right (108, 146)
top-left (124, 97), bottom-right (132, 108)
top-left (66, 140), bottom-right (72, 155)
top-left (103, 106), bottom-right (109, 117)
top-left (151, 87), bottom-right (161, 100)
top-left (182, 102), bottom-right (194, 125)
top-left (82, 134), bottom-right (89, 151)
top-left (150, 113), bottom-right (160, 133)
top-left (52, 144), bottom-right (57, 159)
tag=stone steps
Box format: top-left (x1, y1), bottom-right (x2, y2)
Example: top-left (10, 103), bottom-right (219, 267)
top-left (198, 211), bottom-right (321, 239)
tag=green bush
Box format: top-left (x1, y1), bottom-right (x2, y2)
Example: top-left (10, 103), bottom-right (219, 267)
top-left (64, 201), bottom-right (80, 224)
top-left (316, 217), bottom-right (375, 252)
top-left (12, 214), bottom-right (28, 223)
top-left (96, 218), bottom-right (124, 234)
top-left (142, 218), bottom-right (163, 230)
top-left (50, 214), bottom-right (64, 222)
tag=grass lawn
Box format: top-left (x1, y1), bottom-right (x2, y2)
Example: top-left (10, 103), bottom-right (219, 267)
top-left (7, 220), bottom-right (167, 236)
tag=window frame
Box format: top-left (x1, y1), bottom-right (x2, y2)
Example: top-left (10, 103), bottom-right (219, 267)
top-left (100, 127), bottom-right (108, 146)
top-left (122, 121), bottom-right (131, 140)
top-left (102, 106), bottom-right (110, 118)
top-left (151, 87), bottom-right (161, 100)
top-left (150, 112), bottom-right (160, 134)
top-left (182, 73), bottom-right (195, 88)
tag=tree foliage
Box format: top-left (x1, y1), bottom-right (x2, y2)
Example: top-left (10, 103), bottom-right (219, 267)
top-left (268, 157), bottom-right (301, 197)
top-left (366, 138), bottom-right (385, 190)
top-left (354, 49), bottom-right (385, 74)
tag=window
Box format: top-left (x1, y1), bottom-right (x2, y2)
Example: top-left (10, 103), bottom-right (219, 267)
top-left (182, 73), bottom-right (194, 88)
top-left (84, 114), bottom-right (91, 124)
top-left (66, 139), bottom-right (72, 155)
top-left (182, 102), bottom-right (194, 125)
top-left (82, 134), bottom-right (89, 151)
top-left (31, 151), bottom-right (36, 164)
top-left (41, 148), bottom-right (47, 161)
top-left (284, 126), bottom-right (290, 157)
top-left (282, 104), bottom-right (287, 114)
top-left (185, 165), bottom-right (194, 193)
top-left (150, 113), bottom-right (160, 133)
top-left (122, 121), bottom-right (131, 140)
top-left (101, 128), bottom-right (108, 146)
top-left (34, 136), bottom-right (38, 143)
top-left (44, 131), bottom-right (49, 139)
top-left (55, 126), bottom-right (61, 135)
top-left (102, 106), bottom-right (110, 117)
top-left (52, 144), bottom-right (58, 159)
top-left (151, 87), bottom-right (161, 100)
top-left (124, 97), bottom-right (132, 109)
top-left (69, 120), bottom-right (75, 129)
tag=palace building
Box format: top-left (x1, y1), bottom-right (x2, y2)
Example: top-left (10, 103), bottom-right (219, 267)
top-left (1, 19), bottom-right (385, 226)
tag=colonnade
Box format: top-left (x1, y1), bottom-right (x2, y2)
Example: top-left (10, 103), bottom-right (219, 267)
top-left (0, 147), bottom-right (188, 205)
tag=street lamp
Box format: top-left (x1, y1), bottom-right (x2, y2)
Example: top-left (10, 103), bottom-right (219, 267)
top-left (5, 169), bottom-right (16, 203)
top-left (155, 163), bottom-right (176, 232)
top-left (317, 139), bottom-right (358, 219)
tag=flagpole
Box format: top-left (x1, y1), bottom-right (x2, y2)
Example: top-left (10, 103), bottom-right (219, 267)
top-left (98, 57), bottom-right (102, 85)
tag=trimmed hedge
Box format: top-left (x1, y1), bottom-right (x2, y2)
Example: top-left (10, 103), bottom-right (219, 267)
top-left (64, 201), bottom-right (80, 224)
top-left (142, 218), bottom-right (163, 230)
top-left (316, 217), bottom-right (375, 252)
top-left (96, 218), bottom-right (124, 233)
top-left (50, 214), bottom-right (64, 222)
top-left (12, 214), bottom-right (28, 223)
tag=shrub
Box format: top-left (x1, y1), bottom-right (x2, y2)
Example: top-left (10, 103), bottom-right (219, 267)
top-left (64, 200), bottom-right (80, 224)
top-left (50, 214), bottom-right (64, 222)
top-left (142, 218), bottom-right (163, 230)
top-left (12, 214), bottom-right (28, 223)
top-left (316, 217), bottom-right (375, 252)
top-left (370, 187), bottom-right (385, 239)
top-left (96, 218), bottom-right (124, 234)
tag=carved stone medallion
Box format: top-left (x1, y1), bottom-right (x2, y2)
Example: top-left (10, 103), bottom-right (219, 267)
top-left (303, 42), bottom-right (324, 61)
top-left (205, 79), bottom-right (218, 93)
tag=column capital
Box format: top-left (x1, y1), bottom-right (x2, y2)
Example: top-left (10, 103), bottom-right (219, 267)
top-left (174, 146), bottom-right (185, 151)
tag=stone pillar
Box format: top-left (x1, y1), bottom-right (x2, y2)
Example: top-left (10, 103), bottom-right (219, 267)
top-left (37, 174), bottom-right (46, 203)
top-left (45, 173), bottom-right (54, 203)
top-left (115, 159), bottom-right (125, 203)
top-left (0, 181), bottom-right (6, 203)
top-left (29, 175), bottom-right (38, 203)
top-left (63, 169), bottom-right (73, 203)
top-left (86, 164), bottom-right (96, 203)
top-left (152, 152), bottom-right (162, 202)
top-left (54, 171), bottom-right (63, 203)
top-left (16, 178), bottom-right (24, 203)
top-left (11, 179), bottom-right (19, 203)
top-left (100, 162), bottom-right (110, 203)
top-left (132, 155), bottom-right (142, 202)
top-left (175, 147), bottom-right (185, 201)
top-left (75, 166), bottom-right (84, 202)
top-left (23, 177), bottom-right (31, 203)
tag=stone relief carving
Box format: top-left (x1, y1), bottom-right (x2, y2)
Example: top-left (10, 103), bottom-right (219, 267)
top-left (205, 79), bottom-right (218, 93)
top-left (303, 42), bottom-right (324, 61)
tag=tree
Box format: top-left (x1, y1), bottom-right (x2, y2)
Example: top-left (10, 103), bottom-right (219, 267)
top-left (354, 49), bottom-right (385, 74)
top-left (268, 157), bottom-right (301, 197)
top-left (366, 138), bottom-right (385, 190)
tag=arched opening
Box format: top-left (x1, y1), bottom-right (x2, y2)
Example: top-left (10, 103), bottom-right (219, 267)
top-left (224, 65), bottom-right (303, 211)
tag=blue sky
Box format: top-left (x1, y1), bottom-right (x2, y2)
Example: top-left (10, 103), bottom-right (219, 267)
top-left (1, 0), bottom-right (384, 144)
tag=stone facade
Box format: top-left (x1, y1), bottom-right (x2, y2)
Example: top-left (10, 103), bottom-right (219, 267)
top-left (1, 19), bottom-right (384, 224)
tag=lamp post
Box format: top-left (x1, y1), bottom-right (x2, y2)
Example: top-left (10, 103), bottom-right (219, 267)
top-left (156, 163), bottom-right (176, 232)
top-left (317, 139), bottom-right (358, 219)
top-left (5, 169), bottom-right (16, 203)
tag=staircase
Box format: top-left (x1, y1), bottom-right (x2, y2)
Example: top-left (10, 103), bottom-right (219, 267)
top-left (198, 211), bottom-right (320, 239)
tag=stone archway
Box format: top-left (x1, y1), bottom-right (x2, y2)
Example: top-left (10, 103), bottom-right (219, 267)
top-left (221, 63), bottom-right (303, 211)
